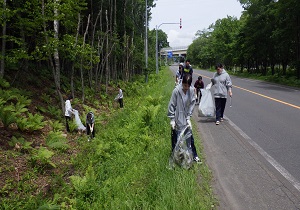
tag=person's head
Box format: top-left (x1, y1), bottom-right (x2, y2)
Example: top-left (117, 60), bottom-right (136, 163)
top-left (185, 59), bottom-right (191, 66)
top-left (87, 112), bottom-right (93, 120)
top-left (215, 63), bottom-right (223, 74)
top-left (68, 95), bottom-right (73, 101)
top-left (182, 74), bottom-right (192, 93)
top-left (179, 63), bottom-right (184, 70)
top-left (198, 76), bottom-right (202, 81)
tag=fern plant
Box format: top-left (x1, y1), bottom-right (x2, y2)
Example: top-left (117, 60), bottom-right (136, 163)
top-left (46, 131), bottom-right (69, 151)
top-left (8, 136), bottom-right (32, 153)
top-left (47, 105), bottom-right (61, 118)
top-left (70, 165), bottom-right (97, 199)
top-left (40, 93), bottom-right (52, 104)
top-left (16, 113), bottom-right (45, 132)
top-left (0, 104), bottom-right (17, 127)
top-left (141, 105), bottom-right (160, 128)
top-left (48, 120), bottom-right (64, 132)
top-left (31, 147), bottom-right (56, 168)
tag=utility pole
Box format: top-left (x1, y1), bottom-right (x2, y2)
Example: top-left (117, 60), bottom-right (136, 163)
top-left (155, 19), bottom-right (182, 74)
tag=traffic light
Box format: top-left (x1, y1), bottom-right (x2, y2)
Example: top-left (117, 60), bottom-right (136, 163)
top-left (180, 18), bottom-right (182, 29)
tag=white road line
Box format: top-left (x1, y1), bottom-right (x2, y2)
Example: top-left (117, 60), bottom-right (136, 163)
top-left (226, 117), bottom-right (300, 192)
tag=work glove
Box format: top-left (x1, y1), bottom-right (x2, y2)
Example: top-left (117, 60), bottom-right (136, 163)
top-left (90, 128), bottom-right (93, 133)
top-left (187, 119), bottom-right (192, 130)
top-left (195, 93), bottom-right (198, 99)
top-left (170, 120), bottom-right (176, 130)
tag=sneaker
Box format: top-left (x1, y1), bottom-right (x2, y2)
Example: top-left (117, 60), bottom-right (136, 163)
top-left (220, 118), bottom-right (224, 122)
top-left (194, 157), bottom-right (202, 163)
top-left (216, 121), bottom-right (220, 125)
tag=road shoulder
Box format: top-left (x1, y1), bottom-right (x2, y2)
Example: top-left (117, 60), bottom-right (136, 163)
top-left (193, 112), bottom-right (300, 209)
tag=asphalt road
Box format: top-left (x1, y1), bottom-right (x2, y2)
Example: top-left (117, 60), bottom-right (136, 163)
top-left (168, 65), bottom-right (300, 209)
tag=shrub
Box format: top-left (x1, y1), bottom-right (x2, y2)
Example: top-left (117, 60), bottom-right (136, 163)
top-left (16, 113), bottom-right (45, 132)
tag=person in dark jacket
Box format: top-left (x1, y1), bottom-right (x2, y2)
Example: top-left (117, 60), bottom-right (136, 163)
top-left (194, 76), bottom-right (204, 104)
top-left (86, 111), bottom-right (95, 140)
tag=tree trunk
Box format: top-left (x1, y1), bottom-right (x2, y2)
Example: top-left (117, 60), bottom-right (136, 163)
top-left (80, 14), bottom-right (91, 103)
top-left (0, 0), bottom-right (7, 78)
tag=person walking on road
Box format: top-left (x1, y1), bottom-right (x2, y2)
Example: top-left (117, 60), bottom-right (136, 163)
top-left (183, 59), bottom-right (193, 79)
top-left (211, 63), bottom-right (232, 125)
top-left (167, 74), bottom-right (201, 163)
top-left (175, 63), bottom-right (184, 86)
top-left (194, 76), bottom-right (204, 105)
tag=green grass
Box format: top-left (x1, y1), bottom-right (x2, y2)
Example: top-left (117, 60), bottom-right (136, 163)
top-left (0, 67), bottom-right (216, 210)
top-left (66, 68), bottom-right (216, 209)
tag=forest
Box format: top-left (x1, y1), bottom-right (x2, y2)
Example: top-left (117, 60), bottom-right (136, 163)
top-left (188, 0), bottom-right (300, 80)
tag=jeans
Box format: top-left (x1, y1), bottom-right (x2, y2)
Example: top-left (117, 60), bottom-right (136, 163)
top-left (215, 98), bottom-right (227, 121)
top-left (171, 129), bottom-right (198, 158)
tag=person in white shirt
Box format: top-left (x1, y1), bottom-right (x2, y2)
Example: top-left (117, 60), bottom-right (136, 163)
top-left (115, 85), bottom-right (123, 108)
top-left (64, 95), bottom-right (74, 132)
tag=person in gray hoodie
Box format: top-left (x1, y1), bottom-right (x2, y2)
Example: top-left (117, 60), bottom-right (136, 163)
top-left (211, 63), bottom-right (233, 125)
top-left (168, 74), bottom-right (201, 163)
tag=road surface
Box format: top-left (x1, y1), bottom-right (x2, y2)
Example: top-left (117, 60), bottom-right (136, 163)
top-left (169, 65), bottom-right (300, 209)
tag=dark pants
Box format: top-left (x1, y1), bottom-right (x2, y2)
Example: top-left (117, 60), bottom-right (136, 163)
top-left (171, 129), bottom-right (198, 158)
top-left (196, 88), bottom-right (202, 103)
top-left (65, 116), bottom-right (71, 132)
top-left (215, 98), bottom-right (227, 121)
top-left (118, 98), bottom-right (123, 108)
top-left (86, 123), bottom-right (95, 138)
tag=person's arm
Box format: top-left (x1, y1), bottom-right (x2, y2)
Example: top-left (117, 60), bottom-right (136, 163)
top-left (226, 74), bottom-right (233, 97)
top-left (167, 89), bottom-right (178, 120)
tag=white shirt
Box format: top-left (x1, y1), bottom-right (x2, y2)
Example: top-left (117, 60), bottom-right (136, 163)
top-left (64, 100), bottom-right (73, 116)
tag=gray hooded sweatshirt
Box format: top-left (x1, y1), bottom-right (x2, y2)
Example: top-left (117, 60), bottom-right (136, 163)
top-left (212, 69), bottom-right (232, 98)
top-left (167, 84), bottom-right (196, 131)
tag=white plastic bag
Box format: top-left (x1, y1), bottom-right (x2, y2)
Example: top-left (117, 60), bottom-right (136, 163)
top-left (73, 109), bottom-right (86, 131)
top-left (198, 83), bottom-right (215, 117)
top-left (169, 126), bottom-right (194, 170)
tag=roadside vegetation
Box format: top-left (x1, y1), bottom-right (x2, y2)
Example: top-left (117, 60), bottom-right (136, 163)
top-left (0, 67), bottom-right (216, 209)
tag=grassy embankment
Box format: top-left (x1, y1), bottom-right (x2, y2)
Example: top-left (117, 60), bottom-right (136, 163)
top-left (1, 67), bottom-right (216, 209)
top-left (67, 67), bottom-right (216, 209)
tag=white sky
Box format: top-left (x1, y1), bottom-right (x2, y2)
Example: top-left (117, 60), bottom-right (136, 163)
top-left (149, 0), bottom-right (244, 47)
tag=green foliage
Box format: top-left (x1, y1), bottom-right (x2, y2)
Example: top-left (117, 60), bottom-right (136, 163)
top-left (40, 93), bottom-right (52, 104)
top-left (0, 78), bottom-right (10, 88)
top-left (16, 113), bottom-right (45, 132)
top-left (70, 165), bottom-right (97, 200)
top-left (49, 120), bottom-right (64, 132)
top-left (140, 105), bottom-right (160, 128)
top-left (31, 147), bottom-right (56, 168)
top-left (8, 136), bottom-right (32, 153)
top-left (47, 105), bottom-right (61, 118)
top-left (0, 104), bottom-right (17, 127)
top-left (46, 131), bottom-right (69, 151)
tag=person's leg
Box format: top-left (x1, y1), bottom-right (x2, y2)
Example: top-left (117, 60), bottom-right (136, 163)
top-left (191, 135), bottom-right (198, 158)
top-left (220, 98), bottom-right (227, 119)
top-left (92, 126), bottom-right (95, 138)
top-left (65, 116), bottom-right (71, 132)
top-left (215, 98), bottom-right (222, 122)
top-left (86, 123), bottom-right (90, 136)
top-left (171, 129), bottom-right (177, 151)
top-left (120, 98), bottom-right (123, 108)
